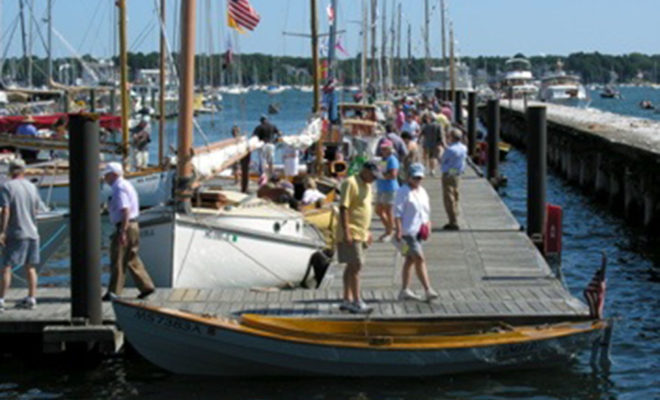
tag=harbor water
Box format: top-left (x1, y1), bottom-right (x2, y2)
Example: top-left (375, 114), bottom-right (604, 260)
top-left (1, 88), bottom-right (658, 399)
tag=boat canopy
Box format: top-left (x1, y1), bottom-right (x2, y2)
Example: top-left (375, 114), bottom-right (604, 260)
top-left (0, 113), bottom-right (122, 133)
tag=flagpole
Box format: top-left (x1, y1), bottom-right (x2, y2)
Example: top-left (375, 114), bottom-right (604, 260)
top-left (311, 0), bottom-right (320, 113)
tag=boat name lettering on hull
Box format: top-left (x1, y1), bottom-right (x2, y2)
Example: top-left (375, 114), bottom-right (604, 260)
top-left (205, 230), bottom-right (239, 243)
top-left (134, 309), bottom-right (202, 335)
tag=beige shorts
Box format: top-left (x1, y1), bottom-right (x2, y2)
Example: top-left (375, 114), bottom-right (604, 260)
top-left (337, 241), bottom-right (367, 265)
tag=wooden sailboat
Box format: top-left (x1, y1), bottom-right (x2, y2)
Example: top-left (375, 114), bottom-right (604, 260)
top-left (137, 0), bottom-right (325, 289)
top-left (113, 299), bottom-right (610, 377)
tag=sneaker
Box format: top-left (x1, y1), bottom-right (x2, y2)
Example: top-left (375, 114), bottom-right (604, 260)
top-left (351, 300), bottom-right (373, 314)
top-left (16, 297), bottom-right (36, 310)
top-left (137, 288), bottom-right (155, 300)
top-left (398, 289), bottom-right (422, 301)
top-left (378, 233), bottom-right (394, 242)
top-left (442, 223), bottom-right (459, 231)
top-left (102, 292), bottom-right (118, 302)
top-left (425, 288), bottom-right (439, 301)
top-left (339, 300), bottom-right (352, 312)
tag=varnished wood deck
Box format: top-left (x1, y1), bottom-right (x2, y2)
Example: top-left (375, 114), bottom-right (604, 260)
top-left (0, 163), bottom-right (589, 345)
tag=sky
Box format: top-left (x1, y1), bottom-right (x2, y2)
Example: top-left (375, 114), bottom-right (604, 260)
top-left (1, 0), bottom-right (658, 62)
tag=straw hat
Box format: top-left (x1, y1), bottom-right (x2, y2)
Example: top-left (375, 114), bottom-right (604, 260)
top-left (23, 115), bottom-right (35, 123)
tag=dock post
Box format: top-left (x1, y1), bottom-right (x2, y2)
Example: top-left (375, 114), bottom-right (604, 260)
top-left (68, 114), bottom-right (102, 325)
top-left (526, 105), bottom-right (547, 249)
top-left (486, 99), bottom-right (500, 183)
top-left (467, 91), bottom-right (477, 158)
top-left (151, 89), bottom-right (156, 110)
top-left (89, 90), bottom-right (95, 113)
top-left (454, 90), bottom-right (463, 126)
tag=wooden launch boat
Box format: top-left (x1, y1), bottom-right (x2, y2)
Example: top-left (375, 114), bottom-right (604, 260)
top-left (113, 299), bottom-right (610, 377)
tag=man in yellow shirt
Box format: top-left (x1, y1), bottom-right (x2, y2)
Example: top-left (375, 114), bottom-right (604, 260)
top-left (336, 161), bottom-right (379, 313)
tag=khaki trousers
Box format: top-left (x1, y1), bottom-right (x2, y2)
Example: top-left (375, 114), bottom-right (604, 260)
top-left (108, 222), bottom-right (154, 295)
top-left (442, 174), bottom-right (460, 225)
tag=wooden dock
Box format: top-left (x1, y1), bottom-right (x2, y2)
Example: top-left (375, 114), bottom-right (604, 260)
top-left (0, 164), bottom-right (589, 353)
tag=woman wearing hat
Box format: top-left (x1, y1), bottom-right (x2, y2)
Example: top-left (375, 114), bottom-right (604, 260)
top-left (394, 163), bottom-right (438, 302)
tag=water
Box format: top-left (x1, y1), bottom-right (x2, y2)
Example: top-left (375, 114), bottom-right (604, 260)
top-left (2, 88), bottom-right (659, 399)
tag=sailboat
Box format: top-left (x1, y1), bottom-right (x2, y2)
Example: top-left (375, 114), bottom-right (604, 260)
top-left (137, 1), bottom-right (325, 289)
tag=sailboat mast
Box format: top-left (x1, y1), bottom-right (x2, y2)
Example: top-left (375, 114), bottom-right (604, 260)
top-left (159, 0), bottom-right (166, 164)
top-left (406, 23), bottom-right (410, 85)
top-left (175, 0), bottom-right (196, 212)
top-left (370, 0), bottom-right (377, 86)
top-left (47, 0), bottom-right (52, 86)
top-left (380, 0), bottom-right (386, 94)
top-left (310, 0), bottom-right (319, 112)
top-left (423, 0), bottom-right (430, 83)
top-left (388, 0), bottom-right (394, 91)
top-left (396, 2), bottom-right (401, 88)
top-left (118, 0), bottom-right (130, 169)
top-left (449, 23), bottom-right (455, 101)
top-left (27, 0), bottom-right (32, 87)
top-left (360, 0), bottom-right (367, 98)
top-left (18, 0), bottom-right (27, 85)
top-left (440, 0), bottom-right (446, 93)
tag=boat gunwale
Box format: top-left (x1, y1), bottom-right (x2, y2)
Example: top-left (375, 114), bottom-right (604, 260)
top-left (115, 300), bottom-right (607, 351)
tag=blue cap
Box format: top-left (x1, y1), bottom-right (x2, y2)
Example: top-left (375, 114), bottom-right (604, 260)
top-left (409, 163), bottom-right (425, 178)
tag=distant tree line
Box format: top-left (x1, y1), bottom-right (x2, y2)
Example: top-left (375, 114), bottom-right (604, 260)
top-left (2, 51), bottom-right (659, 88)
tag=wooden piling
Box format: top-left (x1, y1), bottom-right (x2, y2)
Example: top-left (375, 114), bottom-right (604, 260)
top-left (486, 99), bottom-right (500, 183)
top-left (526, 106), bottom-right (547, 247)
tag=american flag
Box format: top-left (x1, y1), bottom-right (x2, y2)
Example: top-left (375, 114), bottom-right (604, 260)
top-left (228, 0), bottom-right (261, 32)
top-left (583, 252), bottom-right (607, 319)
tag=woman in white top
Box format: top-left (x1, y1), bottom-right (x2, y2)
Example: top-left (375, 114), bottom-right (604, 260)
top-left (394, 163), bottom-right (438, 301)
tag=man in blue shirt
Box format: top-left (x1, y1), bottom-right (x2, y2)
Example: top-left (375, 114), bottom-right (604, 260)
top-left (376, 139), bottom-right (399, 241)
top-left (440, 128), bottom-right (467, 230)
top-left (16, 116), bottom-right (39, 163)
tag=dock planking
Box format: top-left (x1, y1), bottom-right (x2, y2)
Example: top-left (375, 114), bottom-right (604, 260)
top-left (0, 165), bottom-right (590, 352)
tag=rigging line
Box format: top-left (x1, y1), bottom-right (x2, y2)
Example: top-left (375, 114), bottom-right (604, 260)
top-left (88, 1), bottom-right (111, 56)
top-left (129, 20), bottom-right (156, 51)
top-left (21, 0), bottom-right (49, 57)
top-left (76, 0), bottom-right (104, 53)
top-left (51, 27), bottom-right (100, 83)
top-left (0, 17), bottom-right (21, 86)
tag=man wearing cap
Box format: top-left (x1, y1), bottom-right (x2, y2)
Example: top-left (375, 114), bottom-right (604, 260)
top-left (0, 159), bottom-right (42, 310)
top-left (252, 115), bottom-right (281, 176)
top-left (336, 161), bottom-right (379, 313)
top-left (16, 115), bottom-right (39, 162)
top-left (440, 128), bottom-right (468, 230)
top-left (375, 139), bottom-right (399, 242)
top-left (130, 115), bottom-right (151, 169)
top-left (102, 162), bottom-right (155, 301)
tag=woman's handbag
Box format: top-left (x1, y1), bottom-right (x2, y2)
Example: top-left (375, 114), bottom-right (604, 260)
top-left (417, 222), bottom-right (431, 241)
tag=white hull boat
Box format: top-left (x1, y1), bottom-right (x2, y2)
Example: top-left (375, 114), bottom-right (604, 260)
top-left (138, 198), bottom-right (325, 289)
top-left (113, 300), bottom-right (610, 377)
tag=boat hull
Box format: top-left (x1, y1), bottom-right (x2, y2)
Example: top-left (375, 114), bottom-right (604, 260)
top-left (114, 301), bottom-right (607, 377)
top-left (139, 210), bottom-right (323, 288)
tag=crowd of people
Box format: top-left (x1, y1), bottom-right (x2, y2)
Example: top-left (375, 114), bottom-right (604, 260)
top-left (333, 94), bottom-right (469, 313)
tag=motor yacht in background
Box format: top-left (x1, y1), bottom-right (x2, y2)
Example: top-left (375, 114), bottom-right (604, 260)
top-left (539, 60), bottom-right (589, 107)
top-left (499, 57), bottom-right (539, 99)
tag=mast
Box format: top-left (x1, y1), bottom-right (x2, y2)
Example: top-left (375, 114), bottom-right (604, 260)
top-left (47, 0), bottom-right (52, 86)
top-left (396, 2), bottom-right (401, 87)
top-left (423, 0), bottom-right (430, 83)
top-left (27, 0), bottom-right (32, 86)
top-left (158, 0), bottom-right (166, 165)
top-left (176, 0), bottom-right (196, 212)
top-left (406, 23), bottom-right (411, 85)
top-left (118, 0), bottom-right (130, 169)
top-left (387, 0), bottom-right (394, 91)
top-left (440, 0), bottom-right (447, 93)
top-left (370, 0), bottom-right (377, 86)
top-left (360, 0), bottom-right (367, 99)
top-left (380, 0), bottom-right (386, 94)
top-left (310, 0), bottom-right (320, 112)
top-left (449, 23), bottom-right (455, 101)
top-left (18, 0), bottom-right (27, 85)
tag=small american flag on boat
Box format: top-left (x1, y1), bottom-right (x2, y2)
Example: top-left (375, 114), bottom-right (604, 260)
top-left (227, 0), bottom-right (261, 32)
top-left (583, 252), bottom-right (607, 319)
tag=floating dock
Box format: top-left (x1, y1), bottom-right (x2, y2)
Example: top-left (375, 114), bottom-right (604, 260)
top-left (0, 164), bottom-right (590, 354)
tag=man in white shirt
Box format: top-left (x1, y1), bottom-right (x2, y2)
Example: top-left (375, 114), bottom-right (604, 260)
top-left (102, 162), bottom-right (155, 301)
top-left (400, 113), bottom-right (420, 138)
